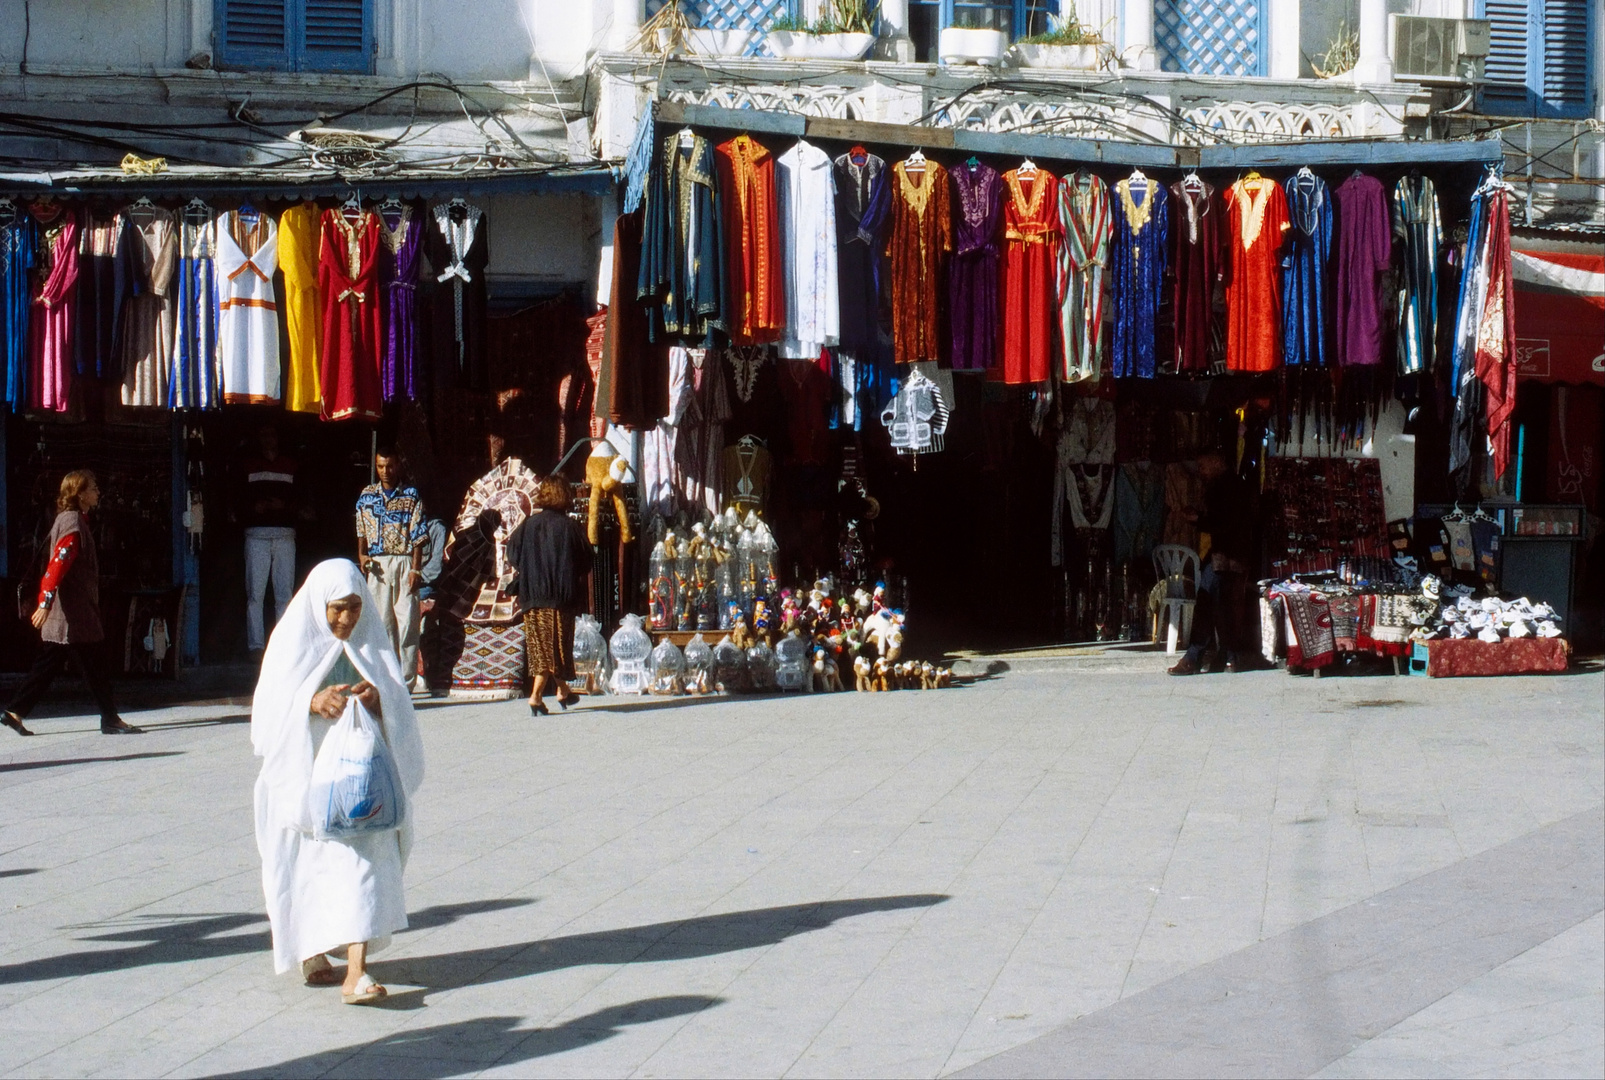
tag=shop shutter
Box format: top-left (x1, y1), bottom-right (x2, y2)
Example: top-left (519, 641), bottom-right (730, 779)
top-left (217, 0), bottom-right (291, 70)
top-left (298, 0), bottom-right (372, 73)
top-left (1481, 0), bottom-right (1594, 118)
top-left (1540, 0), bottom-right (1592, 118)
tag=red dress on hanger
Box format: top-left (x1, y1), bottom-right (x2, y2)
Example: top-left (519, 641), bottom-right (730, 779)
top-left (1223, 175), bottom-right (1289, 372)
top-left (999, 167), bottom-right (1060, 385)
top-left (317, 208), bottom-right (383, 421)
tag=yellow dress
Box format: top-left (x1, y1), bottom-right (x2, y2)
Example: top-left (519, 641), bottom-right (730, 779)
top-left (279, 203), bottom-right (324, 413)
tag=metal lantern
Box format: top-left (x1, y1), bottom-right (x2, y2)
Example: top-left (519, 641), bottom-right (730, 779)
top-left (608, 613), bottom-right (653, 695)
top-left (572, 614), bottom-right (609, 695)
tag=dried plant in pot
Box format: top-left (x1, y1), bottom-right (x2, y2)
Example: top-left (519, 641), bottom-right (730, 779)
top-left (767, 0), bottom-right (878, 61)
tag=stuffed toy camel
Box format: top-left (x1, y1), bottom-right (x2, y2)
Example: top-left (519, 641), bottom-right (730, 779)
top-left (586, 446), bottom-right (634, 545)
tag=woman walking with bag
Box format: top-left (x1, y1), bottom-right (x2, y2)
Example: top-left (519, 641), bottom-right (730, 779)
top-left (252, 559), bottom-right (425, 1005)
top-left (505, 476), bottom-right (592, 715)
top-left (4, 470), bottom-right (140, 737)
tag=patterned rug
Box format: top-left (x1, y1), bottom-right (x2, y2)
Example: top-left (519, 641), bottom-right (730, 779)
top-left (451, 622), bottom-right (527, 700)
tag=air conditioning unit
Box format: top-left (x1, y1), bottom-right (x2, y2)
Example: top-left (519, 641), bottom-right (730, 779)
top-left (1390, 16), bottom-right (1489, 84)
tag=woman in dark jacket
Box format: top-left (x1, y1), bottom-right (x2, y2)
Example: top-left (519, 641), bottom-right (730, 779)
top-left (506, 476), bottom-right (593, 715)
top-left (3, 470), bottom-right (141, 736)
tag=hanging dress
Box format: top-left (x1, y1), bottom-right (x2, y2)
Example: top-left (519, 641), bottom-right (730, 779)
top-left (2, 212), bottom-right (36, 411)
top-left (426, 202), bottom-right (489, 391)
top-left (833, 151), bottom-right (890, 426)
top-left (1169, 178), bottom-right (1219, 374)
top-left (999, 167), bottom-right (1061, 385)
top-left (317, 209), bottom-right (383, 422)
top-left (880, 160), bottom-right (951, 365)
top-left (715, 134), bottom-right (786, 346)
top-left (1224, 175), bottom-right (1290, 373)
top-left (74, 208), bottom-right (131, 379)
top-left (1392, 174), bottom-right (1441, 376)
top-left (1282, 172), bottom-right (1332, 368)
top-left (119, 207), bottom-right (176, 408)
top-left (29, 205), bottom-right (81, 414)
top-left (1058, 170), bottom-right (1112, 383)
top-left (378, 205), bottom-right (423, 402)
top-left (1110, 174), bottom-right (1168, 379)
top-left (1333, 173), bottom-right (1392, 368)
top-left (170, 210), bottom-right (220, 410)
top-left (776, 139), bottom-right (839, 361)
top-left (639, 133), bottom-right (724, 345)
top-left (278, 203), bottom-right (323, 413)
top-left (948, 162), bottom-right (1003, 373)
top-left (216, 209), bottom-right (281, 405)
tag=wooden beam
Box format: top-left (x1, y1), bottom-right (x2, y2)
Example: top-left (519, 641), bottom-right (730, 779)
top-left (1198, 138), bottom-right (1505, 169)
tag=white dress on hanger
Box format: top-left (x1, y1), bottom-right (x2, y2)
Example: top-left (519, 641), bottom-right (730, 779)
top-left (216, 212), bottom-right (281, 404)
top-left (776, 139), bottom-right (840, 360)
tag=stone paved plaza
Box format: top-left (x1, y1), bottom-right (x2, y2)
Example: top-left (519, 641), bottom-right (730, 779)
top-left (1, 655), bottom-right (1601, 1078)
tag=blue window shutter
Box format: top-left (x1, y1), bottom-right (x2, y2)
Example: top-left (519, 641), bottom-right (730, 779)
top-left (1481, 0), bottom-right (1592, 118)
top-left (216, 0), bottom-right (291, 70)
top-left (1481, 0), bottom-right (1532, 112)
top-left (1538, 0), bottom-right (1592, 118)
top-left (295, 0), bottom-right (372, 73)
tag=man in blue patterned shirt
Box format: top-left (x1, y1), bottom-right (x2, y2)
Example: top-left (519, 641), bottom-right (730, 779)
top-left (355, 447), bottom-right (427, 690)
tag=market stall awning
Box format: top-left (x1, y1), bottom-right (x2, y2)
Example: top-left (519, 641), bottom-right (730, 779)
top-left (1513, 247), bottom-right (1605, 386)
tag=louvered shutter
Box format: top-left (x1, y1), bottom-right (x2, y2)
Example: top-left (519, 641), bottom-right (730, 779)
top-left (1539, 0), bottom-right (1592, 118)
top-left (1481, 0), bottom-right (1532, 113)
top-left (217, 0), bottom-right (291, 70)
top-left (296, 0), bottom-right (372, 73)
top-left (1481, 0), bottom-right (1594, 118)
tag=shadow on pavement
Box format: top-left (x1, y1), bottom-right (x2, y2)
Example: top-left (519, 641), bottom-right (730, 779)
top-left (0, 751), bottom-right (184, 773)
top-left (0, 868), bottom-right (41, 878)
top-left (203, 997), bottom-right (722, 1078)
top-left (0, 899), bottom-right (533, 987)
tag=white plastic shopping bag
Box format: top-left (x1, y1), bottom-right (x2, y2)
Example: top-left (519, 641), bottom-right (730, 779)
top-left (308, 696), bottom-right (405, 840)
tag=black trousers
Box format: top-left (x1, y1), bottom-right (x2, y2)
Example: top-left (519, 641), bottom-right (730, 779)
top-left (5, 641), bottom-right (121, 726)
top-left (1185, 566), bottom-right (1253, 662)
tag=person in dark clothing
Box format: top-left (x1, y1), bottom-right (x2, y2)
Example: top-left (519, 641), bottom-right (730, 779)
top-left (4, 471), bottom-right (142, 736)
top-left (505, 476), bottom-right (593, 715)
top-left (1170, 451), bottom-right (1260, 675)
top-left (238, 424), bottom-right (306, 658)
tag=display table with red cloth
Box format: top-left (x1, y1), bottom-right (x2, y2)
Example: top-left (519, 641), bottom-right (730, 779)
top-left (1422, 637), bottom-right (1569, 677)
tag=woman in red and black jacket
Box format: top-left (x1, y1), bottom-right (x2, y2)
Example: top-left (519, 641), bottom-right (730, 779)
top-left (3, 470), bottom-right (141, 736)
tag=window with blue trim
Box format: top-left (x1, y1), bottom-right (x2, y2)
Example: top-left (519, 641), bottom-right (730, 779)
top-left (216, 0), bottom-right (373, 73)
top-left (909, 0), bottom-right (1055, 61)
top-left (1480, 0), bottom-right (1594, 119)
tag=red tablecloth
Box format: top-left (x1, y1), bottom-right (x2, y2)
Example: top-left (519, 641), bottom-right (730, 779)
top-left (1426, 637), bottom-right (1570, 677)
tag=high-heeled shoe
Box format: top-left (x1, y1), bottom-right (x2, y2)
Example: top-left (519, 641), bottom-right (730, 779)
top-left (529, 700), bottom-right (550, 717)
top-left (554, 694), bottom-right (574, 712)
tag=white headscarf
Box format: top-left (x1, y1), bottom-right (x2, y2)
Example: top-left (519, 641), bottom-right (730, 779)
top-left (251, 559), bottom-right (425, 834)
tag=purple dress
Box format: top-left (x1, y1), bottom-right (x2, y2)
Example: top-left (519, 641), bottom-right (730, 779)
top-left (949, 163), bottom-right (1003, 372)
top-left (378, 205), bottom-right (423, 400)
top-left (1333, 173), bottom-right (1391, 368)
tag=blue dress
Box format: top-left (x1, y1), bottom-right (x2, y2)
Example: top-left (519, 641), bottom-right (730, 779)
top-left (170, 215), bottom-right (220, 409)
top-left (2, 215), bottom-right (35, 411)
top-left (1282, 172), bottom-right (1333, 368)
top-left (1110, 176), bottom-right (1169, 379)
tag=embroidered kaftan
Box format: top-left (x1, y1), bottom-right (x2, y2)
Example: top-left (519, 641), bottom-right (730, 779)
top-left (426, 202), bottom-right (489, 390)
top-left (1170, 179), bottom-right (1219, 374)
top-left (880, 160), bottom-right (950, 365)
top-left (1282, 172), bottom-right (1332, 368)
top-left (775, 139), bottom-right (839, 360)
top-left (1000, 168), bottom-right (1060, 385)
top-left (833, 151), bottom-right (891, 427)
top-left (278, 203), bottom-right (323, 413)
top-left (1058, 171), bottom-right (1112, 383)
top-left (29, 206), bottom-right (79, 413)
top-left (75, 209), bottom-right (131, 379)
top-left (1333, 173), bottom-right (1392, 368)
top-left (716, 135), bottom-right (785, 346)
top-left (119, 208), bottom-right (175, 408)
top-left (1224, 176), bottom-right (1289, 373)
top-left (378, 206), bottom-right (423, 402)
top-left (1392, 174), bottom-right (1441, 376)
top-left (1110, 175), bottom-right (1168, 379)
top-left (216, 210), bottom-right (281, 405)
top-left (949, 162), bottom-right (1003, 373)
top-left (639, 134), bottom-right (724, 345)
top-left (3, 214), bottom-right (35, 410)
top-left (170, 211), bottom-right (219, 410)
top-left (318, 209), bottom-right (383, 422)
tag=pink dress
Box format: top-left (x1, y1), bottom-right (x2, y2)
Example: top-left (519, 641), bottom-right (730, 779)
top-left (29, 207), bottom-right (80, 413)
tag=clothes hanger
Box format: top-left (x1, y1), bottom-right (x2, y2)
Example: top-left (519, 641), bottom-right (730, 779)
top-left (1181, 171), bottom-right (1205, 194)
top-left (1018, 157), bottom-right (1038, 176)
top-left (1296, 165), bottom-right (1316, 180)
top-left (1127, 167), bottom-right (1148, 190)
top-left (905, 148), bottom-right (926, 171)
top-left (182, 196), bottom-right (211, 226)
top-left (446, 194), bottom-right (469, 222)
top-left (236, 199), bottom-right (259, 223)
top-left (127, 196), bottom-right (158, 224)
top-left (340, 189), bottom-right (365, 222)
top-left (0, 197), bottom-right (15, 227)
top-left (848, 144), bottom-right (869, 166)
top-left (677, 126), bottom-right (695, 149)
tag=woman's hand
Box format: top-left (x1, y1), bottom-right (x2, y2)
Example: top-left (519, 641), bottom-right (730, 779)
top-left (30, 604), bottom-right (49, 631)
top-left (351, 681), bottom-right (382, 715)
top-left (311, 684), bottom-right (349, 719)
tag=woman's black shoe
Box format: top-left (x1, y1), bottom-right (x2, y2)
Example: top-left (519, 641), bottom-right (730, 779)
top-left (529, 701), bottom-right (550, 717)
top-left (101, 719), bottom-right (144, 734)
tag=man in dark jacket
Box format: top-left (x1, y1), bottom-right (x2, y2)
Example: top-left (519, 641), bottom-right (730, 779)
top-left (1170, 450), bottom-right (1260, 675)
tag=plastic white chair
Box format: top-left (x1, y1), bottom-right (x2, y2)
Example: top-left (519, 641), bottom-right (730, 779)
top-left (1151, 545), bottom-right (1200, 656)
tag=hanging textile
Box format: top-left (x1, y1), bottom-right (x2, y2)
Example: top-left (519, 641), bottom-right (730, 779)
top-left (426, 201), bottom-right (489, 390)
top-left (1109, 173), bottom-right (1168, 379)
top-left (216, 209), bottom-right (280, 405)
top-left (278, 203), bottom-right (323, 414)
top-left (833, 150), bottom-right (892, 428)
top-left (118, 207), bottom-right (175, 408)
top-left (1169, 177), bottom-right (1219, 374)
top-left (877, 159), bottom-right (951, 365)
top-left (715, 134), bottom-right (785, 346)
top-left (74, 208), bottom-right (131, 380)
top-left (1333, 173), bottom-right (1391, 367)
top-left (640, 132), bottom-right (724, 344)
top-left (604, 210), bottom-right (669, 427)
top-left (1448, 181), bottom-right (1492, 483)
top-left (675, 347), bottom-right (730, 517)
top-left (999, 167), bottom-right (1060, 385)
top-left (881, 367), bottom-right (948, 454)
top-left (1112, 461), bottom-right (1166, 565)
top-left (2, 211), bottom-right (36, 411)
top-left (170, 209), bottom-right (219, 410)
top-left (1058, 171), bottom-right (1112, 383)
top-left (1282, 172), bottom-right (1333, 368)
top-left (1224, 174), bottom-right (1289, 373)
top-left (317, 208), bottom-right (382, 422)
top-left (776, 138), bottom-right (839, 360)
top-left (378, 204), bottom-right (423, 403)
top-left (1392, 173), bottom-right (1441, 376)
top-left (29, 205), bottom-right (80, 413)
top-left (1465, 183), bottom-right (1516, 479)
top-left (949, 161), bottom-right (1004, 373)
top-left (1051, 396), bottom-right (1117, 565)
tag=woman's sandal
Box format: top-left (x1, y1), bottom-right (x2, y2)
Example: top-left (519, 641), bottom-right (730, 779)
top-left (302, 956), bottom-right (343, 986)
top-left (342, 972), bottom-right (387, 1005)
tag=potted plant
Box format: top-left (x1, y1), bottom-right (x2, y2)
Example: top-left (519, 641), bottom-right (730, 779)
top-left (641, 2), bottom-right (763, 56)
top-left (939, 23), bottom-right (1007, 66)
top-left (767, 0), bottom-right (877, 61)
top-left (1010, 5), bottom-right (1109, 70)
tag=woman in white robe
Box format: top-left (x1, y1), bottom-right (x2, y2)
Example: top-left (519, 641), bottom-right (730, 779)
top-left (252, 559), bottom-right (425, 1004)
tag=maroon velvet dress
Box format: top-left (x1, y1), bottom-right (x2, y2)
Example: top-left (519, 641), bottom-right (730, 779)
top-left (948, 162), bottom-right (1003, 372)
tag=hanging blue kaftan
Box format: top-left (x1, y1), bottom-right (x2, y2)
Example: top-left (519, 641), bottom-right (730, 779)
top-left (1110, 176), bottom-right (1169, 379)
top-left (169, 215), bottom-right (219, 410)
top-left (2, 215), bottom-right (35, 411)
top-left (1282, 173), bottom-right (1332, 367)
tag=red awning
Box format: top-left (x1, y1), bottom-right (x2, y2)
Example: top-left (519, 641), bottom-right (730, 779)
top-left (1512, 248), bottom-right (1605, 385)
